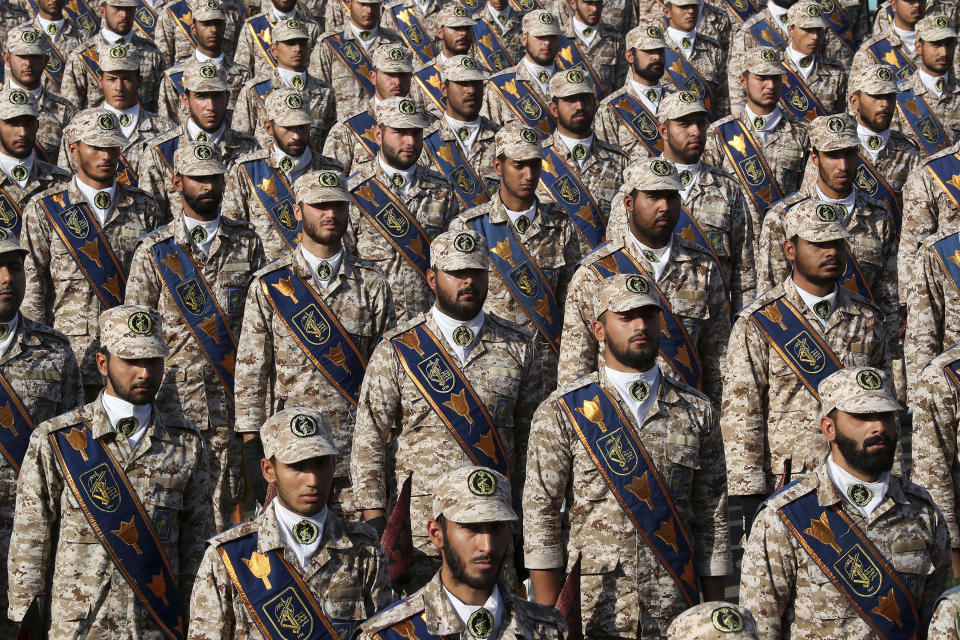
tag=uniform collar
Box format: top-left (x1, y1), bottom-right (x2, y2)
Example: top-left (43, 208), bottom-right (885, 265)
top-left (631, 234), bottom-right (673, 281)
top-left (501, 196), bottom-right (537, 233)
top-left (377, 153), bottom-right (417, 195)
top-left (182, 214), bottom-right (221, 255)
top-left (768, 1), bottom-right (789, 29)
top-left (893, 24), bottom-right (916, 50)
top-left (431, 305), bottom-right (485, 364)
top-left (666, 25), bottom-right (697, 58)
top-left (825, 453), bottom-right (890, 518)
top-left (271, 3), bottom-right (297, 21)
top-left (195, 50), bottom-right (225, 65)
top-left (104, 102), bottom-right (141, 138)
top-left (0, 313), bottom-right (19, 359)
top-left (919, 67), bottom-right (948, 98)
top-left (300, 244), bottom-right (345, 290)
top-left (9, 77), bottom-right (42, 102)
top-left (632, 79), bottom-right (662, 114)
top-left (74, 175), bottom-right (117, 225)
top-left (604, 364), bottom-right (661, 426)
top-left (101, 389), bottom-right (152, 451)
top-left (273, 499), bottom-right (327, 570)
top-left (664, 156), bottom-right (701, 201)
top-left (0, 150), bottom-right (33, 188)
top-left (187, 119), bottom-right (226, 144)
top-left (36, 15), bottom-right (66, 42)
top-left (348, 21), bottom-right (380, 50)
top-left (791, 279), bottom-right (838, 325)
top-left (744, 104), bottom-right (782, 142)
top-left (100, 27), bottom-right (133, 45)
top-left (277, 66), bottom-right (308, 88)
top-left (445, 114), bottom-right (482, 153)
top-left (786, 44), bottom-right (816, 79)
top-left (442, 585), bottom-right (503, 640)
top-left (857, 122), bottom-right (890, 160)
top-left (523, 56), bottom-right (555, 93)
top-left (572, 16), bottom-right (599, 46)
top-left (274, 143), bottom-right (313, 184)
top-left (815, 184), bottom-right (855, 220)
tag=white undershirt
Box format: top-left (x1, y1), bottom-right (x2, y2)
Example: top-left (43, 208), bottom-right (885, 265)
top-left (273, 499), bottom-right (327, 570)
top-left (443, 585), bottom-right (504, 638)
top-left (666, 26), bottom-right (697, 60)
top-left (187, 119), bottom-right (226, 145)
top-left (919, 67), bottom-right (947, 98)
top-left (101, 390), bottom-right (152, 451)
top-left (100, 27), bottom-right (133, 45)
top-left (633, 79), bottom-right (662, 115)
top-left (36, 16), bottom-right (66, 44)
top-left (182, 215), bottom-right (220, 255)
top-left (573, 16), bottom-right (598, 47)
top-left (669, 158), bottom-right (701, 202)
top-left (857, 123), bottom-right (890, 162)
top-left (487, 4), bottom-right (512, 32)
top-left (605, 364), bottom-right (660, 426)
top-left (523, 57), bottom-right (555, 94)
top-left (632, 235), bottom-right (673, 281)
top-left (274, 144), bottom-right (313, 184)
top-left (277, 67), bottom-right (308, 89)
top-left (556, 132), bottom-right (593, 169)
top-left (786, 45), bottom-right (815, 80)
top-left (826, 453), bottom-right (889, 518)
top-left (445, 114), bottom-right (481, 154)
top-left (271, 4), bottom-right (296, 21)
top-left (378, 154), bottom-right (416, 196)
top-left (301, 245), bottom-right (344, 290)
top-left (0, 150), bottom-right (33, 188)
top-left (816, 185), bottom-right (855, 222)
top-left (743, 104), bottom-right (782, 144)
top-left (501, 198), bottom-right (537, 233)
top-left (75, 176), bottom-right (117, 225)
top-left (432, 305), bottom-right (484, 364)
top-left (104, 102), bottom-right (141, 139)
top-left (195, 50), bottom-right (225, 65)
top-left (768, 2), bottom-right (789, 30)
top-left (9, 78), bottom-right (42, 102)
top-left (792, 280), bottom-right (838, 326)
top-left (348, 22), bottom-right (379, 51)
top-left (893, 25), bottom-right (915, 52)
top-left (0, 313), bottom-right (19, 359)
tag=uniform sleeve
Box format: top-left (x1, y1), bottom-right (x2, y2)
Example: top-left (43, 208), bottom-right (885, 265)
top-left (233, 26), bottom-right (257, 78)
top-left (154, 14), bottom-right (176, 67)
top-left (137, 146), bottom-right (171, 218)
top-left (186, 545), bottom-right (237, 640)
top-left (898, 167), bottom-right (940, 303)
top-left (158, 75), bottom-right (183, 123)
top-left (322, 123), bottom-right (356, 175)
top-left (693, 401), bottom-right (731, 576)
top-left (20, 200), bottom-right (53, 325)
top-left (922, 501), bottom-right (953, 633)
top-left (231, 84), bottom-right (257, 137)
top-left (928, 595), bottom-right (960, 640)
top-left (124, 242), bottom-right (163, 308)
top-left (905, 246), bottom-right (945, 397)
top-left (143, 49), bottom-right (166, 112)
top-left (556, 264), bottom-right (600, 385)
top-left (363, 543), bottom-right (394, 614)
top-left (739, 505), bottom-right (798, 640)
top-left (874, 213), bottom-right (901, 364)
top-left (698, 260), bottom-right (731, 405)
top-left (755, 208), bottom-right (788, 298)
top-left (222, 164), bottom-right (253, 224)
top-left (511, 335), bottom-right (541, 505)
top-left (58, 348), bottom-right (84, 413)
top-left (59, 54), bottom-right (88, 111)
top-left (729, 188), bottom-right (757, 308)
top-left (179, 435), bottom-right (215, 601)
top-left (233, 280), bottom-right (275, 434)
top-left (308, 37), bottom-right (332, 85)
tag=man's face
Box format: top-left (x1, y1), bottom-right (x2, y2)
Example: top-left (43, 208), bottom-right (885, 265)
top-left (192, 18), bottom-right (225, 52)
top-left (434, 519), bottom-right (510, 591)
top-left (0, 115), bottom-right (38, 159)
top-left (494, 156), bottom-right (541, 202)
top-left (295, 201), bottom-right (349, 246)
top-left (892, 0), bottom-right (924, 27)
top-left (97, 353), bottom-right (164, 404)
top-left (788, 25), bottom-right (822, 55)
top-left (661, 115), bottom-right (707, 164)
top-left (667, 3), bottom-right (698, 31)
top-left (183, 90), bottom-right (229, 131)
top-left (918, 38), bottom-right (956, 75)
top-left (263, 456), bottom-right (335, 517)
top-left (272, 0), bottom-right (297, 14)
top-left (99, 70), bottom-right (141, 109)
top-left (372, 70), bottom-right (411, 98)
top-left (813, 148), bottom-right (857, 195)
top-left (176, 173), bottom-right (224, 217)
top-left (36, 0), bottom-right (65, 17)
top-left (851, 91), bottom-right (896, 131)
top-left (70, 140), bottom-right (120, 182)
top-left (429, 268), bottom-right (489, 320)
top-left (439, 25), bottom-right (474, 54)
top-left (626, 48), bottom-right (665, 83)
top-left (592, 306), bottom-right (660, 371)
top-left (741, 71), bottom-right (783, 108)
top-left (522, 33), bottom-right (559, 65)
top-left (826, 410), bottom-right (899, 477)
top-left (551, 93), bottom-right (596, 137)
top-left (625, 189), bottom-right (681, 245)
top-left (573, 0), bottom-right (602, 25)
top-left (350, 0), bottom-right (380, 29)
top-left (443, 80), bottom-right (484, 120)
top-left (272, 38), bottom-right (309, 71)
top-left (376, 125), bottom-right (422, 170)
top-left (4, 53), bottom-right (47, 89)
top-left (0, 253), bottom-right (26, 323)
top-left (266, 120), bottom-right (310, 157)
top-left (784, 236), bottom-right (845, 285)
top-left (100, 3), bottom-right (135, 34)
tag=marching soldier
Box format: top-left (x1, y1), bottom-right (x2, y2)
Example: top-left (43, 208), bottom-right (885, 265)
top-left (523, 273), bottom-right (729, 636)
top-left (357, 466), bottom-right (567, 640)
top-left (476, 0), bottom-right (524, 67)
top-left (125, 142), bottom-right (265, 531)
top-left (225, 87), bottom-right (343, 261)
top-left (7, 304), bottom-right (214, 637)
top-left (188, 407), bottom-right (393, 640)
top-left (20, 109), bottom-right (162, 399)
top-left (666, 603), bottom-right (760, 640)
top-left (348, 97), bottom-right (461, 322)
top-left (660, 0), bottom-right (729, 119)
top-left (850, 0), bottom-right (923, 89)
top-left (233, 0), bottom-right (321, 79)
top-left (740, 366), bottom-right (951, 638)
top-left (350, 229), bottom-right (540, 591)
top-left (0, 235), bottom-right (81, 638)
top-left (558, 0), bottom-right (626, 97)
top-left (233, 169), bottom-right (395, 516)
top-left (409, 4), bottom-right (477, 119)
top-left (24, 0), bottom-right (88, 96)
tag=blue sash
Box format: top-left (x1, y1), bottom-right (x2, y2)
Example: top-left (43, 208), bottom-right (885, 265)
top-left (77, 42), bottom-right (102, 80)
top-left (37, 191), bottom-right (126, 308)
top-left (344, 110), bottom-right (380, 160)
top-left (748, 297), bottom-right (841, 399)
top-left (217, 530), bottom-right (343, 640)
top-left (350, 176), bottom-right (431, 282)
top-left (167, 0), bottom-right (199, 49)
top-left (151, 238), bottom-right (237, 398)
top-left (389, 5), bottom-right (437, 64)
top-left (469, 212), bottom-right (562, 354)
top-left (675, 206), bottom-right (729, 296)
top-left (33, 142), bottom-right (50, 164)
top-left (940, 349), bottom-right (960, 392)
top-left (0, 187), bottom-right (25, 238)
top-left (866, 37), bottom-right (915, 83)
top-left (489, 73), bottom-right (555, 136)
top-left (539, 146), bottom-right (606, 248)
top-left (854, 153), bottom-right (901, 235)
top-left (323, 32), bottom-right (375, 97)
top-left (0, 370), bottom-right (36, 473)
top-left (375, 608), bottom-right (444, 640)
top-left (818, 0), bottom-right (856, 54)
top-left (133, 0), bottom-right (159, 41)
top-left (509, 0), bottom-right (544, 11)
top-left (41, 36), bottom-right (66, 89)
top-left (777, 491), bottom-right (919, 639)
top-left (839, 246), bottom-right (874, 302)
top-left (720, 0), bottom-right (756, 23)
top-left (923, 150), bottom-right (960, 213)
top-left (153, 136), bottom-right (179, 175)
top-left (557, 382), bottom-right (700, 605)
top-left (779, 65), bottom-right (827, 122)
top-left (663, 47), bottom-right (716, 120)
top-left (473, 19), bottom-right (513, 73)
top-left (260, 266), bottom-right (367, 406)
top-left (747, 18), bottom-right (786, 48)
top-left (29, 0), bottom-right (99, 33)
top-left (607, 92), bottom-right (663, 156)
top-left (589, 249), bottom-right (703, 389)
top-left (413, 64), bottom-right (445, 113)
top-left (116, 154), bottom-right (140, 189)
top-left (247, 15), bottom-right (278, 69)
top-left (167, 67), bottom-right (186, 98)
top-left (391, 323), bottom-right (510, 476)
top-left (931, 232), bottom-right (960, 299)
top-left (896, 88), bottom-right (948, 156)
top-left (240, 157), bottom-right (301, 252)
top-left (50, 420), bottom-right (185, 640)
top-left (713, 118), bottom-right (783, 215)
top-left (454, 0), bottom-right (481, 12)
top-left (423, 130), bottom-right (491, 209)
top-left (251, 77), bottom-right (273, 109)
top-left (556, 36), bottom-right (607, 100)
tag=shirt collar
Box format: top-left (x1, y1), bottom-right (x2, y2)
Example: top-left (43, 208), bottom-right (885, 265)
top-left (442, 585), bottom-right (503, 639)
top-left (101, 27), bottom-right (133, 45)
top-left (666, 25), bottom-right (696, 58)
top-left (572, 16), bottom-right (598, 46)
top-left (300, 244), bottom-right (345, 289)
top-left (0, 150), bottom-right (33, 187)
top-left (487, 3), bottom-right (511, 27)
top-left (893, 25), bottom-right (916, 50)
top-left (101, 389), bottom-right (152, 449)
top-left (856, 122), bottom-right (889, 159)
top-left (744, 104), bottom-right (782, 141)
top-left (786, 44), bottom-right (815, 78)
top-left (556, 131), bottom-right (594, 168)
top-left (349, 22), bottom-right (379, 50)
top-left (523, 56), bottom-right (555, 91)
top-left (919, 67), bottom-right (947, 97)
top-left (377, 153), bottom-right (416, 194)
top-left (195, 50), bottom-right (225, 65)
top-left (666, 157), bottom-right (701, 200)
top-left (0, 313), bottom-right (19, 359)
top-left (182, 214), bottom-right (220, 255)
top-left (431, 305), bottom-right (485, 364)
top-left (36, 15), bottom-right (66, 42)
top-left (768, 1), bottom-right (789, 28)
top-left (816, 184), bottom-right (855, 219)
top-left (792, 279), bottom-right (838, 325)
top-left (186, 119), bottom-right (226, 144)
top-left (74, 175), bottom-right (117, 225)
top-left (501, 197), bottom-right (537, 231)
top-left (632, 79), bottom-right (662, 114)
top-left (271, 4), bottom-right (297, 21)
top-left (277, 66), bottom-right (308, 88)
top-left (445, 114), bottom-right (481, 152)
top-left (273, 499), bottom-right (327, 570)
top-left (632, 234), bottom-right (673, 281)
top-left (9, 78), bottom-right (41, 101)
top-left (604, 364), bottom-right (661, 425)
top-left (274, 143), bottom-right (313, 183)
top-left (826, 453), bottom-right (889, 518)
top-left (104, 102), bottom-right (141, 138)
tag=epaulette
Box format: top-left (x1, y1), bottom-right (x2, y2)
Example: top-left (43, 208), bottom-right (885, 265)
top-left (357, 594), bottom-right (426, 635)
top-left (485, 312), bottom-right (535, 340)
top-left (209, 518), bottom-right (259, 547)
top-left (251, 252), bottom-right (296, 279)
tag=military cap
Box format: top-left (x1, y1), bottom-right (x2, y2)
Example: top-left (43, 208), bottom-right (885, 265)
top-left (372, 44), bottom-right (414, 73)
top-left (787, 0), bottom-right (828, 29)
top-left (99, 305), bottom-right (169, 359)
top-left (354, 0), bottom-right (382, 4)
top-left (261, 407), bottom-right (339, 464)
top-left (668, 0), bottom-right (700, 7)
top-left (432, 466), bottom-right (517, 524)
top-left (0, 233), bottom-right (29, 258)
top-left (0, 87), bottom-right (37, 120)
top-left (550, 68), bottom-right (594, 98)
top-left (189, 0), bottom-right (227, 21)
top-left (850, 63), bottom-right (898, 95)
top-left (782, 200), bottom-right (851, 242)
top-left (182, 59), bottom-right (229, 92)
top-left (744, 46), bottom-right (783, 76)
top-left (625, 157), bottom-right (683, 192)
top-left (917, 14), bottom-right (957, 42)
top-left (376, 96), bottom-right (429, 129)
top-left (97, 40), bottom-right (141, 73)
top-left (294, 169), bottom-right (351, 204)
top-left (104, 0), bottom-right (138, 8)
top-left (271, 18), bottom-right (310, 43)
top-left (522, 10), bottom-right (561, 37)
top-left (437, 3), bottom-right (477, 27)
top-left (440, 55), bottom-right (489, 82)
top-left (495, 121), bottom-right (544, 161)
top-left (818, 367), bottom-right (903, 420)
top-left (626, 22), bottom-right (666, 50)
top-left (596, 273), bottom-right (661, 317)
top-left (174, 141), bottom-right (227, 176)
top-left (5, 25), bottom-right (46, 56)
top-left (68, 108), bottom-right (127, 147)
top-left (265, 87), bottom-right (313, 127)
top-left (809, 113), bottom-right (857, 152)
top-left (431, 229), bottom-right (489, 271)
top-left (666, 603), bottom-right (760, 640)
top-left (658, 90), bottom-right (708, 122)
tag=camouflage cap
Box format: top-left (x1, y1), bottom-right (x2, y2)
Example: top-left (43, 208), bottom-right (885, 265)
top-left (372, 44), bottom-right (414, 73)
top-left (917, 14), bottom-right (957, 42)
top-left (849, 62), bottom-right (899, 95)
top-left (104, 0), bottom-right (138, 8)
top-left (668, 0), bottom-right (700, 7)
top-left (5, 25), bottom-right (46, 56)
top-left (0, 87), bottom-right (38, 120)
top-left (265, 87), bottom-right (313, 127)
top-left (657, 90), bottom-right (708, 122)
top-left (744, 46), bottom-right (783, 76)
top-left (596, 273), bottom-right (661, 317)
top-left (68, 108), bottom-right (127, 147)
top-left (432, 466), bottom-right (518, 524)
top-left (99, 305), bottom-right (169, 359)
top-left (818, 367), bottom-right (903, 420)
top-left (495, 121), bottom-right (544, 161)
top-left (261, 407), bottom-right (339, 464)
top-left (549, 68), bottom-right (594, 98)
top-left (271, 18), bottom-right (310, 43)
top-left (0, 233), bottom-right (29, 258)
top-left (440, 55), bottom-right (489, 82)
top-left (809, 113), bottom-right (857, 152)
top-left (522, 10), bottom-right (561, 37)
top-left (294, 169), bottom-right (351, 204)
top-left (97, 40), bottom-right (141, 73)
top-left (666, 603), bottom-right (760, 640)
top-left (625, 157), bottom-right (683, 192)
top-left (787, 0), bottom-right (828, 29)
top-left (430, 229), bottom-right (489, 271)
top-left (182, 59), bottom-right (229, 92)
top-left (782, 200), bottom-right (851, 242)
top-left (174, 141), bottom-right (227, 176)
top-left (376, 96), bottom-right (429, 129)
top-left (189, 0), bottom-right (227, 21)
top-left (626, 22), bottom-right (666, 50)
top-left (437, 2), bottom-right (477, 27)
top-left (354, 0), bottom-right (382, 4)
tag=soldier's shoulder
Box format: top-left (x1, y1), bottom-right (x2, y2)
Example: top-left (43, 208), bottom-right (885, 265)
top-left (896, 474), bottom-right (941, 511)
top-left (42, 91), bottom-right (76, 110)
top-left (70, 34), bottom-right (99, 55)
top-left (547, 371), bottom-right (602, 403)
top-left (121, 183), bottom-right (162, 205)
top-left (162, 61), bottom-right (186, 78)
top-left (134, 223), bottom-right (174, 248)
top-left (418, 167), bottom-right (454, 190)
top-left (335, 517), bottom-right (382, 549)
top-left (736, 284), bottom-right (786, 318)
top-left (318, 29), bottom-right (343, 42)
top-left (347, 254), bottom-right (389, 282)
top-left (598, 84), bottom-right (630, 106)
top-left (662, 370), bottom-right (714, 407)
top-left (149, 127), bottom-right (182, 147)
top-left (593, 137), bottom-right (629, 159)
top-left (706, 113), bottom-right (738, 132)
top-left (35, 161), bottom-right (72, 183)
top-left (235, 147), bottom-right (272, 165)
top-left (856, 30), bottom-right (889, 48)
top-left (359, 592), bottom-right (428, 635)
top-left (780, 111), bottom-right (811, 129)
top-left (132, 32), bottom-right (163, 53)
top-left (698, 31), bottom-right (723, 48)
top-left (922, 142), bottom-right (960, 165)
top-left (922, 345), bottom-right (960, 378)
top-left (251, 253), bottom-right (297, 280)
top-left (208, 519), bottom-right (260, 547)
top-left (768, 190), bottom-right (811, 214)
top-left (378, 28), bottom-right (404, 41)
top-left (507, 592), bottom-right (567, 632)
top-left (485, 312), bottom-right (536, 342)
top-left (489, 64), bottom-right (520, 81)
top-left (142, 111), bottom-right (177, 131)
top-left (161, 410), bottom-right (203, 437)
top-left (837, 286), bottom-right (884, 315)
top-left (858, 191), bottom-right (891, 213)
top-left (457, 200), bottom-right (493, 221)
top-left (227, 129), bottom-right (258, 147)
top-left (348, 163), bottom-right (377, 187)
top-left (220, 216), bottom-right (259, 237)
top-left (40, 403), bottom-right (91, 435)
top-left (760, 473), bottom-right (819, 513)
top-left (887, 129), bottom-right (922, 154)
top-left (579, 237), bottom-right (625, 265)
top-left (381, 313), bottom-right (429, 341)
top-left (20, 316), bottom-right (72, 347)
top-left (820, 55), bottom-right (847, 70)
top-left (673, 233), bottom-right (721, 263)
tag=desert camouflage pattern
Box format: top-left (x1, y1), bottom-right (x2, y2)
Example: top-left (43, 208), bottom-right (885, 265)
top-left (60, 32), bottom-right (166, 112)
top-left (232, 69), bottom-right (337, 149)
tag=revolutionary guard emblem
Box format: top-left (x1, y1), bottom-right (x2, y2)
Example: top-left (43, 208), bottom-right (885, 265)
top-left (206, 0), bottom-right (220, 8)
top-left (264, 587), bottom-right (313, 639)
top-left (21, 30), bottom-right (37, 44)
top-left (761, 48), bottom-right (777, 61)
top-left (417, 353), bottom-right (455, 393)
top-left (834, 544), bottom-right (882, 597)
top-left (598, 427), bottom-right (639, 476)
top-left (468, 468), bottom-right (497, 495)
top-left (785, 331), bottom-right (826, 373)
top-left (626, 275), bottom-right (649, 294)
top-left (461, 56), bottom-right (477, 70)
top-left (290, 413), bottom-right (318, 436)
top-left (467, 609), bottom-right (495, 639)
top-left (176, 278), bottom-right (206, 315)
top-left (806, 2), bottom-right (822, 15)
top-left (452, 325), bottom-right (474, 346)
top-left (855, 164), bottom-right (879, 196)
top-left (629, 380), bottom-right (649, 402)
top-left (285, 93), bottom-right (303, 110)
top-left (291, 75), bottom-right (304, 88)
top-left (128, 311), bottom-right (152, 334)
top-left (651, 159), bottom-right (671, 176)
top-left (678, 91), bottom-right (696, 103)
top-left (816, 204), bottom-right (837, 221)
top-left (646, 25), bottom-right (661, 38)
top-left (866, 135), bottom-right (882, 150)
top-left (509, 263), bottom-right (541, 299)
top-left (319, 172), bottom-right (339, 187)
top-left (60, 207), bottom-right (90, 239)
top-left (0, 228), bottom-right (9, 240)
top-left (554, 175), bottom-right (581, 204)
top-left (279, 157), bottom-right (295, 173)
top-left (292, 305), bottom-right (331, 345)
top-left (116, 416), bottom-right (137, 437)
top-left (566, 69), bottom-right (584, 83)
top-left (454, 232), bottom-right (476, 252)
top-left (273, 201), bottom-right (298, 230)
top-left (226, 287), bottom-right (244, 315)
top-left (199, 64), bottom-right (217, 78)
top-left (287, 18), bottom-right (302, 28)
top-left (80, 463), bottom-right (121, 512)
top-left (94, 191), bottom-right (111, 210)
top-left (191, 226), bottom-right (207, 244)
top-left (738, 156), bottom-right (765, 186)
top-left (877, 66), bottom-right (893, 82)
top-left (538, 12), bottom-right (553, 23)
top-left (389, 47), bottom-right (404, 60)
top-left (712, 607), bottom-right (745, 633)
top-left (293, 519), bottom-right (319, 544)
top-left (10, 164), bottom-right (24, 181)
top-left (454, 5), bottom-right (467, 16)
top-left (194, 144), bottom-right (214, 160)
top-left (827, 116), bottom-right (845, 132)
top-left (9, 90), bottom-right (27, 105)
top-left (848, 483), bottom-right (872, 506)
top-left (375, 204), bottom-right (409, 237)
top-left (98, 113), bottom-right (115, 130)
top-left (520, 127), bottom-right (538, 143)
top-left (856, 368), bottom-right (883, 390)
top-left (109, 45), bottom-right (126, 58)
top-left (786, 87), bottom-right (810, 111)
top-left (935, 15), bottom-right (949, 27)
top-left (398, 99), bottom-right (416, 115)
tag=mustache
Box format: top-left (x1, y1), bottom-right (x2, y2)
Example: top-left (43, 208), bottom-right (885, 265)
top-left (863, 434), bottom-right (892, 448)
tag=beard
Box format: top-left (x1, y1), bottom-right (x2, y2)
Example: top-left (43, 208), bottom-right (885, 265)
top-left (633, 57), bottom-right (664, 84)
top-left (834, 428), bottom-right (897, 476)
top-left (383, 141), bottom-right (418, 170)
top-left (794, 252), bottom-right (844, 289)
top-left (442, 527), bottom-right (504, 590)
top-left (183, 189), bottom-right (222, 218)
top-left (106, 366), bottom-right (159, 405)
top-left (605, 327), bottom-right (658, 372)
top-left (436, 282), bottom-right (486, 321)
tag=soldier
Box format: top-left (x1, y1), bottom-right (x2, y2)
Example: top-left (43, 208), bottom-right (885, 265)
top-left (666, 603), bottom-right (760, 640)
top-left (557, 159), bottom-right (729, 404)
top-left (7, 304), bottom-right (214, 637)
top-left (311, 0), bottom-right (403, 121)
top-left (231, 18), bottom-right (336, 150)
top-left (125, 142), bottom-right (265, 531)
top-left (0, 0), bottom-right (32, 52)
top-left (382, 0), bottom-right (444, 48)
top-left (138, 60), bottom-right (257, 220)
top-left (24, 0), bottom-right (88, 97)
top-left (233, 169), bottom-right (395, 516)
top-left (321, 44), bottom-right (415, 175)
top-left (550, 0), bottom-right (633, 36)
top-left (350, 229), bottom-right (540, 590)
top-left (59, 0), bottom-right (165, 111)
top-left (703, 47), bottom-right (810, 218)
top-left (524, 272), bottom-right (729, 636)
top-left (357, 466), bottom-right (567, 640)
top-left (348, 97), bottom-right (461, 322)
top-left (537, 69), bottom-right (628, 250)
top-left (722, 200), bottom-right (888, 517)
top-left (0, 235), bottom-right (81, 638)
top-left (850, 0), bottom-right (923, 89)
top-left (660, 0), bottom-right (729, 119)
top-left (558, 0), bottom-right (626, 97)
top-left (225, 87), bottom-right (343, 261)
top-left (233, 0), bottom-right (321, 79)
top-left (475, 0), bottom-right (524, 68)
top-left (409, 4), bottom-right (477, 119)
top-left (20, 109), bottom-right (162, 399)
top-left (740, 366), bottom-right (951, 638)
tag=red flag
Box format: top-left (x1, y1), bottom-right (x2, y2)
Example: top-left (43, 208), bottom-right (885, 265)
top-left (554, 554), bottom-right (582, 640)
top-left (381, 473), bottom-right (413, 582)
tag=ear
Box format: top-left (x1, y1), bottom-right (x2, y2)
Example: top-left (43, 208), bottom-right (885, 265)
top-left (521, 32), bottom-right (528, 48)
top-left (95, 351), bottom-right (108, 377)
top-left (820, 415), bottom-right (837, 443)
top-left (738, 73), bottom-right (748, 90)
top-left (440, 81), bottom-right (448, 99)
top-left (810, 150), bottom-right (820, 167)
top-left (426, 519), bottom-right (444, 551)
top-left (172, 174), bottom-right (184, 194)
top-left (180, 90), bottom-right (190, 112)
top-left (1, 53), bottom-right (9, 68)
top-left (591, 318), bottom-right (605, 344)
top-left (293, 203), bottom-right (304, 223)
top-left (548, 100), bottom-right (559, 119)
top-left (848, 92), bottom-right (859, 113)
top-left (68, 140), bottom-right (80, 161)
top-left (426, 267), bottom-right (438, 295)
top-left (270, 42), bottom-right (279, 58)
top-left (493, 155), bottom-right (504, 178)
top-left (264, 119), bottom-right (274, 138)
top-left (662, 3), bottom-right (670, 17)
top-left (783, 238), bottom-right (797, 262)
top-left (261, 457), bottom-right (277, 483)
top-left (98, 3), bottom-right (105, 17)
top-left (374, 125), bottom-right (383, 146)
top-left (915, 39), bottom-right (923, 56)
top-left (623, 192), bottom-right (634, 214)
top-left (657, 121), bottom-right (668, 141)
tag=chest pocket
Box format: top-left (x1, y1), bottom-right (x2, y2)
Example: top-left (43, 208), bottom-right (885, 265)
top-left (696, 206), bottom-right (731, 257)
top-left (671, 296), bottom-right (707, 343)
top-left (322, 587), bottom-right (366, 622)
top-left (146, 486), bottom-right (183, 544)
top-left (663, 434), bottom-right (700, 501)
top-left (890, 538), bottom-right (934, 600)
top-left (487, 366), bottom-right (521, 426)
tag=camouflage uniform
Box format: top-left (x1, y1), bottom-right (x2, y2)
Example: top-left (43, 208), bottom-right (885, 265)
top-left (233, 6), bottom-right (321, 78)
top-left (849, 31), bottom-right (918, 95)
top-left (158, 57), bottom-right (252, 124)
top-left (894, 64), bottom-right (960, 153)
top-left (0, 1), bottom-right (33, 52)
top-left (58, 107), bottom-right (176, 177)
top-left (930, 589), bottom-right (960, 639)
top-left (0, 156), bottom-right (70, 225)
top-left (547, 0), bottom-right (634, 36)
top-left (661, 29), bottom-right (729, 118)
top-left (475, 2), bottom-right (524, 66)
top-left (481, 58), bottom-right (555, 128)
top-left (25, 16), bottom-right (89, 96)
top-left (381, 0), bottom-right (443, 36)
top-left (635, 0), bottom-right (733, 52)
top-left (665, 602), bottom-right (759, 639)
top-left (558, 19), bottom-right (627, 97)
top-left (423, 112), bottom-right (501, 192)
top-left (153, 0), bottom-right (246, 65)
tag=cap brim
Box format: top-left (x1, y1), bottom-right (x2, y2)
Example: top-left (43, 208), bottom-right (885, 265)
top-left (502, 147), bottom-right (544, 162)
top-left (837, 396), bottom-right (904, 415)
top-left (273, 114), bottom-right (315, 128)
top-left (302, 190), bottom-right (352, 204)
top-left (109, 338), bottom-right (169, 359)
top-left (180, 166), bottom-right (227, 177)
top-left (273, 441), bottom-right (339, 464)
top-left (79, 132), bottom-right (128, 148)
top-left (433, 257), bottom-right (489, 271)
top-left (439, 502), bottom-right (519, 524)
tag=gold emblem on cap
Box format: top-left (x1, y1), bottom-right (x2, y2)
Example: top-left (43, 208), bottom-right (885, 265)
top-left (319, 171), bottom-right (339, 187)
top-left (291, 75), bottom-right (304, 88)
top-left (650, 159), bottom-right (671, 176)
top-left (520, 127), bottom-right (538, 143)
top-left (515, 215), bottom-right (529, 234)
top-left (848, 483), bottom-right (872, 506)
top-left (629, 379), bottom-right (649, 402)
top-left (467, 609), bottom-right (494, 639)
top-left (287, 18), bottom-right (302, 28)
top-left (98, 113), bottom-right (115, 130)
top-left (538, 11), bottom-right (553, 23)
top-left (109, 44), bottom-right (126, 58)
top-left (877, 66), bottom-right (892, 81)
top-left (806, 3), bottom-right (821, 15)
top-left (566, 69), bottom-right (584, 83)
top-left (461, 56), bottom-right (477, 70)
top-left (279, 156), bottom-right (295, 173)
top-left (452, 325), bottom-right (474, 346)
top-left (316, 261), bottom-right (333, 281)
top-left (285, 93), bottom-right (303, 110)
top-left (11, 165), bottom-right (27, 182)
top-left (191, 225), bottom-right (207, 244)
top-left (116, 416), bottom-right (138, 438)
top-left (826, 116), bottom-right (845, 132)
top-left (454, 232), bottom-right (476, 252)
top-left (626, 275), bottom-right (649, 293)
top-left (389, 47), bottom-right (404, 60)
top-left (206, 0), bottom-right (220, 8)
top-left (867, 135), bottom-right (882, 150)
top-left (21, 30), bottom-right (37, 44)
top-left (398, 98), bottom-right (416, 115)
top-left (293, 519), bottom-right (319, 544)
top-left (678, 91), bottom-right (696, 103)
top-left (9, 90), bottom-right (27, 105)
top-left (761, 48), bottom-right (776, 61)
top-left (814, 300), bottom-right (831, 319)
top-left (646, 25), bottom-right (661, 38)
top-left (94, 191), bottom-right (111, 210)
top-left (467, 468), bottom-right (497, 495)
top-left (454, 4), bottom-right (467, 15)
top-left (194, 144), bottom-right (214, 160)
top-left (290, 413), bottom-right (318, 436)
top-left (128, 311), bottom-right (153, 335)
top-left (199, 63), bottom-right (217, 78)
top-left (856, 368), bottom-right (883, 390)
top-left (815, 203), bottom-right (837, 221)
top-left (935, 15), bottom-right (949, 27)
top-left (711, 607), bottom-right (745, 633)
